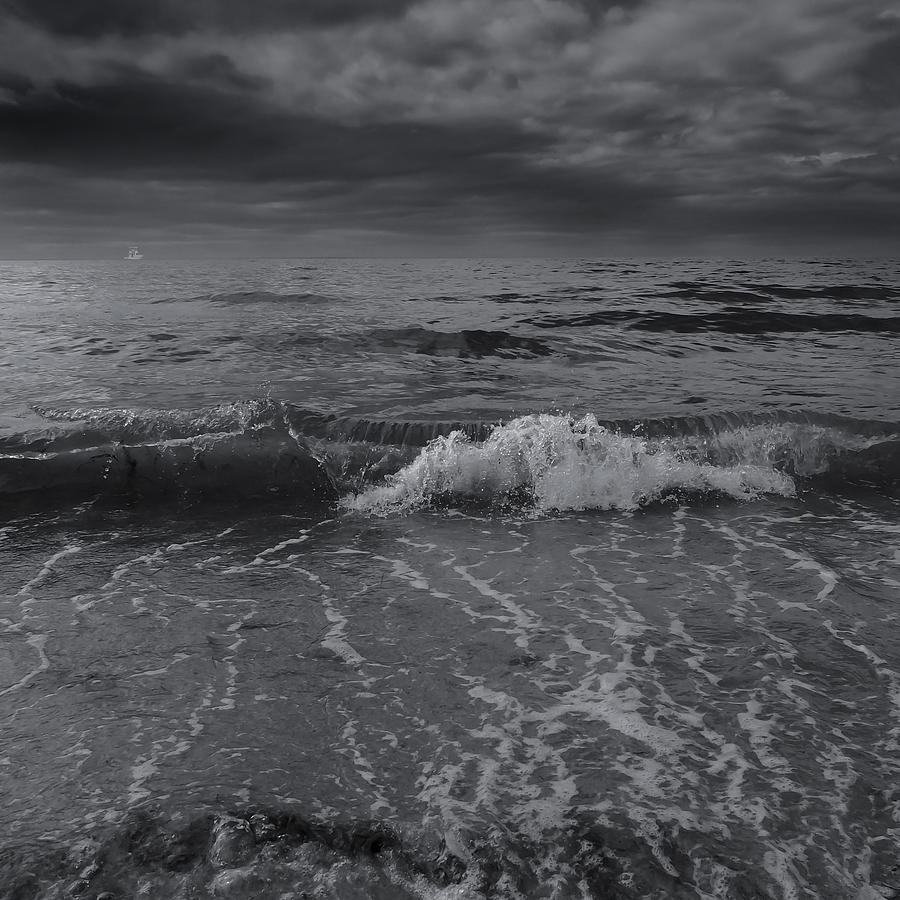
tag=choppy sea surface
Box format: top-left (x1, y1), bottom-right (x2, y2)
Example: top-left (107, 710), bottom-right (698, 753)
top-left (1, 257), bottom-right (899, 900)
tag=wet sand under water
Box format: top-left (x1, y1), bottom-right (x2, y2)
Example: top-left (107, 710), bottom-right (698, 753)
top-left (3, 491), bottom-right (900, 898)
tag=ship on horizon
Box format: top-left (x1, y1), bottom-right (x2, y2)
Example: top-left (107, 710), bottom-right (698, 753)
top-left (125, 246), bottom-right (143, 259)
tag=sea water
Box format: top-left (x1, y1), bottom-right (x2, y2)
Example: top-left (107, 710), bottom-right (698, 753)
top-left (1, 257), bottom-right (899, 899)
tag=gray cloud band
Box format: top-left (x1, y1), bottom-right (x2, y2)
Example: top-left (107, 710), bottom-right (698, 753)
top-left (1, 0), bottom-right (898, 255)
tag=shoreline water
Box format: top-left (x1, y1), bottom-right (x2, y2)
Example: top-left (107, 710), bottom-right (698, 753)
top-left (2, 258), bottom-right (898, 898)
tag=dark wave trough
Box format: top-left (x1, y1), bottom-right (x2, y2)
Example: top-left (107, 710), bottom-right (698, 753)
top-left (364, 326), bottom-right (556, 358)
top-left (523, 308), bottom-right (900, 334)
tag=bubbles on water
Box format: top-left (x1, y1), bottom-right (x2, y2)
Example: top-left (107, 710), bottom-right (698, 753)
top-left (344, 414), bottom-right (798, 515)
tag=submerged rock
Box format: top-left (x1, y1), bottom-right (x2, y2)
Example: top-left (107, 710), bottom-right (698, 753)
top-left (248, 814), bottom-right (278, 843)
top-left (209, 816), bottom-right (256, 870)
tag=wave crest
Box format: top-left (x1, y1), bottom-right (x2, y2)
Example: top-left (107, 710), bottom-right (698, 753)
top-left (1, 401), bottom-right (334, 505)
top-left (4, 405), bottom-right (897, 514)
top-left (342, 414), bottom-right (799, 515)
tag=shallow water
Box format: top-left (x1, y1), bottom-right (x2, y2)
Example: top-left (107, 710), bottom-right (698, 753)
top-left (1, 258), bottom-right (899, 898)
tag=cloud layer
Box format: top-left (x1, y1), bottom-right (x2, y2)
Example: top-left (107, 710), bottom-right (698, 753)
top-left (2, 0), bottom-right (898, 256)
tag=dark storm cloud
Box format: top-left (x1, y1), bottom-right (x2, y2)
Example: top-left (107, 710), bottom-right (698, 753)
top-left (1, 0), bottom-right (899, 255)
top-left (0, 62), bottom-right (666, 245)
top-left (858, 32), bottom-right (900, 106)
top-left (5, 0), bottom-right (416, 38)
top-left (175, 53), bottom-right (268, 92)
top-left (0, 68), bottom-right (552, 184)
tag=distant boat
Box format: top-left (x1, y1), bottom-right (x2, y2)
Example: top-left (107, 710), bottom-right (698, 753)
top-left (125, 246), bottom-right (143, 260)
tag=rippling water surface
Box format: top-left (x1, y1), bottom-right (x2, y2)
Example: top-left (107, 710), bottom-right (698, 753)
top-left (1, 258), bottom-right (899, 899)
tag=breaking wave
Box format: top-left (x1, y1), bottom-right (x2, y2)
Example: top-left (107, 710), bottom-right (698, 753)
top-left (1, 401), bottom-right (335, 505)
top-left (343, 414), bottom-right (798, 515)
top-left (1, 402), bottom-right (898, 514)
top-left (343, 412), bottom-right (899, 515)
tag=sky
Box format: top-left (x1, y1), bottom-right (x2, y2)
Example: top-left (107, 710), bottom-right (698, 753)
top-left (1, 0), bottom-right (899, 258)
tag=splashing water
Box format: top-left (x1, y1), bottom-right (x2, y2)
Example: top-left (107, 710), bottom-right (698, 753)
top-left (344, 414), bottom-right (798, 515)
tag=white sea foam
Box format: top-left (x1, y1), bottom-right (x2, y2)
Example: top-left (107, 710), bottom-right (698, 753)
top-left (344, 414), bottom-right (796, 515)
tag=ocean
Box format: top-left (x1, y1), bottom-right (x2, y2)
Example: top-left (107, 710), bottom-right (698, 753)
top-left (1, 257), bottom-right (899, 899)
